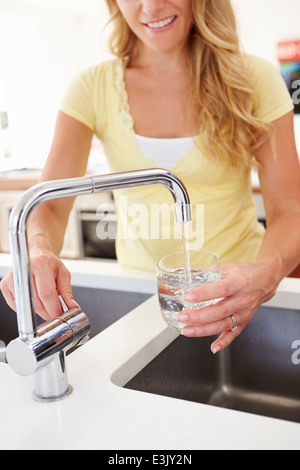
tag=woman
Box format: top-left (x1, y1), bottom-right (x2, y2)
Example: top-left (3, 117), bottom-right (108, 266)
top-left (1, 0), bottom-right (300, 354)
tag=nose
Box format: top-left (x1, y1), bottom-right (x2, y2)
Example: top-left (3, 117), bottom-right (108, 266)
top-left (142, 0), bottom-right (165, 17)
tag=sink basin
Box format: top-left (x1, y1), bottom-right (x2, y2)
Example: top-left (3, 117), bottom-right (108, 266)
top-left (124, 305), bottom-right (300, 424)
top-left (0, 282), bottom-right (151, 345)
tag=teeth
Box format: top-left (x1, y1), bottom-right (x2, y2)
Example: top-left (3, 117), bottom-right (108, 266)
top-left (147, 16), bottom-right (176, 29)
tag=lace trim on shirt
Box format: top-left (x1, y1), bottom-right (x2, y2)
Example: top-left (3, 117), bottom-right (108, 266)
top-left (114, 57), bottom-right (134, 133)
top-left (113, 57), bottom-right (202, 175)
top-left (114, 57), bottom-right (158, 169)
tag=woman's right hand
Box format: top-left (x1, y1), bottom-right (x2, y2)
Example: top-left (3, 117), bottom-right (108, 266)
top-left (0, 247), bottom-right (79, 321)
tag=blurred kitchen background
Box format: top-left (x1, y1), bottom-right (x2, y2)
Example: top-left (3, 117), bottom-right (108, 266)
top-left (0, 0), bottom-right (299, 260)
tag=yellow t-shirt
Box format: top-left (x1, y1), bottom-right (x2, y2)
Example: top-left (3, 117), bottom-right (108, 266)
top-left (60, 54), bottom-right (294, 271)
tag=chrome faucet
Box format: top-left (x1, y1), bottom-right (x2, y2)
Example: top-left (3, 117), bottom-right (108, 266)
top-left (5, 169), bottom-right (191, 402)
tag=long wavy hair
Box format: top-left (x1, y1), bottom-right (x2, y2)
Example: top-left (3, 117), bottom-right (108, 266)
top-left (105, 0), bottom-right (272, 169)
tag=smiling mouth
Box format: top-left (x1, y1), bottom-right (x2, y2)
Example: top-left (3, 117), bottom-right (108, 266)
top-left (145, 16), bottom-right (177, 30)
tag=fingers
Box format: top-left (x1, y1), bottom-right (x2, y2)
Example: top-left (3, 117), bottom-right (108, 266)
top-left (178, 263), bottom-right (260, 353)
top-left (0, 267), bottom-right (57, 319)
top-left (210, 328), bottom-right (243, 354)
top-left (182, 275), bottom-right (241, 304)
top-left (180, 294), bottom-right (251, 352)
top-left (158, 281), bottom-right (177, 296)
top-left (181, 311), bottom-right (245, 354)
top-left (180, 313), bottom-right (241, 339)
top-left (0, 256), bottom-right (79, 321)
top-left (33, 271), bottom-right (62, 320)
top-left (33, 262), bottom-right (79, 319)
top-left (56, 267), bottom-right (80, 311)
top-left (178, 296), bottom-right (235, 324)
top-left (0, 270), bottom-right (16, 312)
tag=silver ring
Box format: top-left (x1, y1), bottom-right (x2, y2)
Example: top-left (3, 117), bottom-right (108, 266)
top-left (230, 315), bottom-right (237, 332)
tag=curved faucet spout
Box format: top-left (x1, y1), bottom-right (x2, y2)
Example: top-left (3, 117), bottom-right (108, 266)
top-left (91, 169), bottom-right (191, 223)
top-left (9, 169), bottom-right (191, 340)
top-left (7, 168), bottom-right (191, 402)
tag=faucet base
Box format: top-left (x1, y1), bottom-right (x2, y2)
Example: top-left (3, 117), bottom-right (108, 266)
top-left (32, 385), bottom-right (73, 403)
top-left (33, 351), bottom-right (73, 403)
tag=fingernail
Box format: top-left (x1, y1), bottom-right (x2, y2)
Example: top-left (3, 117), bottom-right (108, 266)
top-left (184, 294), bottom-right (197, 302)
top-left (212, 346), bottom-right (221, 354)
top-left (177, 313), bottom-right (189, 322)
top-left (69, 298), bottom-right (80, 309)
top-left (181, 328), bottom-right (195, 337)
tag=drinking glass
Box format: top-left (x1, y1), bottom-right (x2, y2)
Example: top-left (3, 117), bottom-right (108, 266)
top-left (157, 250), bottom-right (221, 331)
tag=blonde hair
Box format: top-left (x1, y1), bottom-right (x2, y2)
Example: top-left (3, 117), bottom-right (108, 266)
top-left (105, 0), bottom-right (272, 169)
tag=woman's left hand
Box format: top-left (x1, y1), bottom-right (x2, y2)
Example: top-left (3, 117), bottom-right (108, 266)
top-left (178, 260), bottom-right (280, 353)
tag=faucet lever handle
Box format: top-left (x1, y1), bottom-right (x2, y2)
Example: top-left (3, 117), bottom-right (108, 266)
top-left (6, 307), bottom-right (90, 377)
top-left (58, 295), bottom-right (69, 313)
top-left (58, 295), bottom-right (90, 347)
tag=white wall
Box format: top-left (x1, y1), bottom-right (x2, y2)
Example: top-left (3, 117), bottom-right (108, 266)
top-left (232, 0), bottom-right (300, 65)
top-left (232, 0), bottom-right (300, 153)
top-left (0, 0), bottom-right (110, 170)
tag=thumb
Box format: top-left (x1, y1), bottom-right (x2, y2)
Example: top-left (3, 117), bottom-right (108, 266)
top-left (68, 297), bottom-right (81, 309)
top-left (56, 266), bottom-right (80, 312)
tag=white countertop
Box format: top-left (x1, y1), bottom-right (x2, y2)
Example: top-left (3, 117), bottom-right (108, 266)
top-left (0, 253), bottom-right (300, 450)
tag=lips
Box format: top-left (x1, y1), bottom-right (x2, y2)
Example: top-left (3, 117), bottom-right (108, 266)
top-left (145, 15), bottom-right (177, 30)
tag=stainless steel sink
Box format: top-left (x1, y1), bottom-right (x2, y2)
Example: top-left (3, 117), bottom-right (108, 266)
top-left (124, 305), bottom-right (300, 424)
top-left (0, 282), bottom-right (151, 345)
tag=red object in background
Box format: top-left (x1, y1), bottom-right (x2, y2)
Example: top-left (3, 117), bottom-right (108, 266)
top-left (277, 40), bottom-right (300, 62)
